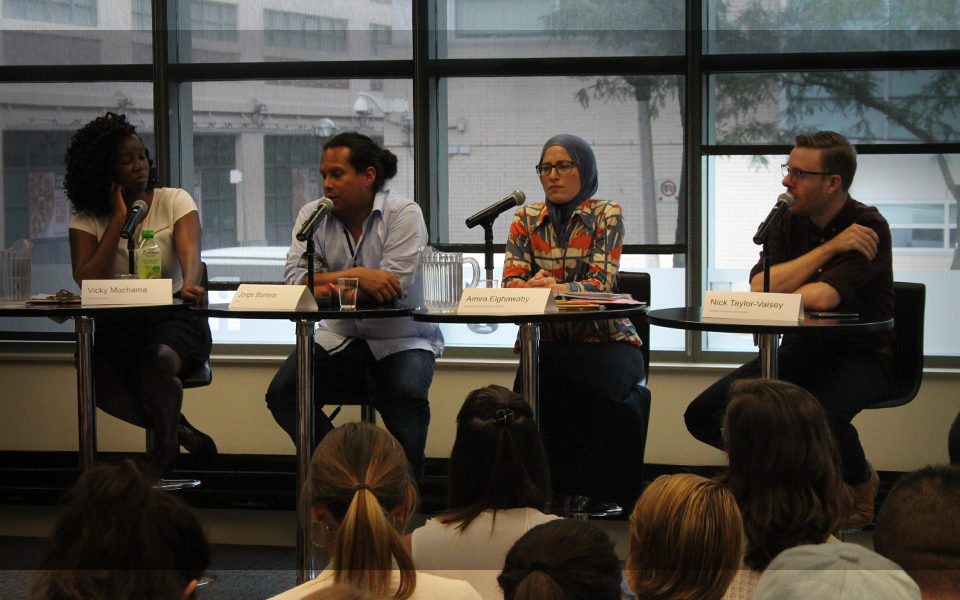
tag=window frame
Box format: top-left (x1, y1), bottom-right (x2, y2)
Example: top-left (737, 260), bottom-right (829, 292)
top-left (1, 0), bottom-right (958, 366)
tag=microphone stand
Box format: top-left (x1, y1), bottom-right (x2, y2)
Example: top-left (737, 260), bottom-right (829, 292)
top-left (759, 241), bottom-right (778, 378)
top-left (481, 221), bottom-right (495, 282)
top-left (127, 236), bottom-right (136, 275)
top-left (762, 242), bottom-right (771, 293)
top-left (305, 238), bottom-right (315, 299)
top-left (467, 218), bottom-right (499, 335)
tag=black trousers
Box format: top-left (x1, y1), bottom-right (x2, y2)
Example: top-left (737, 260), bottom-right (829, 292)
top-left (684, 338), bottom-right (893, 485)
top-left (515, 341), bottom-right (650, 508)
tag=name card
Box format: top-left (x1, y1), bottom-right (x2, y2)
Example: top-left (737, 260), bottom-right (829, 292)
top-left (81, 279), bottom-right (173, 306)
top-left (229, 284), bottom-right (317, 311)
top-left (702, 291), bottom-right (802, 323)
top-left (457, 288), bottom-right (557, 315)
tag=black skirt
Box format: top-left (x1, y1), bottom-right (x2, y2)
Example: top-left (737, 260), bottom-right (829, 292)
top-left (93, 308), bottom-right (211, 379)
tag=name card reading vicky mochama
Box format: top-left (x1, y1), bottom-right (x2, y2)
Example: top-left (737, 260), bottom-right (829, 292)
top-left (81, 279), bottom-right (173, 306)
top-left (229, 284), bottom-right (317, 311)
top-left (457, 287), bottom-right (557, 315)
top-left (702, 291), bottom-right (802, 323)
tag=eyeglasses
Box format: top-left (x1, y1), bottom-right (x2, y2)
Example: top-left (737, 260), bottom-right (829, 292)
top-left (536, 160), bottom-right (577, 177)
top-left (781, 164), bottom-right (836, 180)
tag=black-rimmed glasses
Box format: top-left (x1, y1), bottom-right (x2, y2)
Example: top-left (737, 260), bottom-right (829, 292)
top-left (536, 160), bottom-right (577, 177)
top-left (781, 164), bottom-right (836, 180)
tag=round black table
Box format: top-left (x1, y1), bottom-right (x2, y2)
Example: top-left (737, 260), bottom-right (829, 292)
top-left (413, 304), bottom-right (647, 421)
top-left (200, 303), bottom-right (409, 583)
top-left (646, 306), bottom-right (893, 378)
top-left (0, 301), bottom-right (188, 472)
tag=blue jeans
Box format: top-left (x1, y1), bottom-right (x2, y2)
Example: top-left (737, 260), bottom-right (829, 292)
top-left (684, 337), bottom-right (893, 485)
top-left (265, 340), bottom-right (434, 480)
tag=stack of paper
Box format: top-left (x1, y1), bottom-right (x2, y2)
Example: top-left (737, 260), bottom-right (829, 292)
top-left (559, 291), bottom-right (644, 304)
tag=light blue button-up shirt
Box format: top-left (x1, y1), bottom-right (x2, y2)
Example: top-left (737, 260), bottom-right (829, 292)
top-left (284, 190), bottom-right (443, 359)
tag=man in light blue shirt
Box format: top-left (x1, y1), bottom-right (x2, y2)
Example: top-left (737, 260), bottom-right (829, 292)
top-left (265, 132), bottom-right (442, 479)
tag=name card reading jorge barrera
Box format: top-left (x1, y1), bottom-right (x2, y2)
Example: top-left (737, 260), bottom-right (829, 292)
top-left (81, 279), bottom-right (173, 306)
top-left (702, 291), bottom-right (802, 323)
top-left (457, 287), bottom-right (557, 315)
top-left (229, 284), bottom-right (317, 311)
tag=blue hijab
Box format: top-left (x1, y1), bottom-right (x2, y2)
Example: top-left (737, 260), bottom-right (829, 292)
top-left (540, 134), bottom-right (598, 240)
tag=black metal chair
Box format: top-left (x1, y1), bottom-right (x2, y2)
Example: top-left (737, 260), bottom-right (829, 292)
top-left (868, 281), bottom-right (925, 410)
top-left (616, 271), bottom-right (651, 382)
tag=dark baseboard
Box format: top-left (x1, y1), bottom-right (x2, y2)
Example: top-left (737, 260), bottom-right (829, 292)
top-left (0, 451), bottom-right (905, 518)
top-left (0, 450), bottom-right (449, 513)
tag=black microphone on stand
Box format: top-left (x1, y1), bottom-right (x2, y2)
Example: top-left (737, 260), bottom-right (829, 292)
top-left (119, 199), bottom-right (149, 239)
top-left (465, 190), bottom-right (526, 229)
top-left (753, 192), bottom-right (795, 245)
top-left (296, 197), bottom-right (335, 242)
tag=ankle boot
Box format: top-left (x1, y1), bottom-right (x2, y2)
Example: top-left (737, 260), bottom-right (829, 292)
top-left (144, 399), bottom-right (182, 476)
top-left (177, 413), bottom-right (219, 461)
top-left (842, 461), bottom-right (879, 529)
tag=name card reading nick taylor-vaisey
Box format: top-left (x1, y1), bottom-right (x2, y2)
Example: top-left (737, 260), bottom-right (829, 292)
top-left (229, 284), bottom-right (317, 311)
top-left (702, 291), bottom-right (802, 323)
top-left (81, 279), bottom-right (173, 306)
top-left (457, 287), bottom-right (557, 315)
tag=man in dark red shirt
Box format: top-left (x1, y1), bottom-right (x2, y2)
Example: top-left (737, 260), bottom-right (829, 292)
top-left (685, 131), bottom-right (893, 528)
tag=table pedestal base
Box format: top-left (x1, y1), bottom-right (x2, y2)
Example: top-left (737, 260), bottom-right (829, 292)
top-left (296, 319), bottom-right (315, 585)
top-left (758, 333), bottom-right (781, 379)
top-left (519, 323), bottom-right (540, 421)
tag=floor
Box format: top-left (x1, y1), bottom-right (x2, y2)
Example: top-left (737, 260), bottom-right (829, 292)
top-left (0, 503), bottom-right (875, 600)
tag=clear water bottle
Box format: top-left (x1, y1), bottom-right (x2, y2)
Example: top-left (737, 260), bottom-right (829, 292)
top-left (136, 229), bottom-right (161, 279)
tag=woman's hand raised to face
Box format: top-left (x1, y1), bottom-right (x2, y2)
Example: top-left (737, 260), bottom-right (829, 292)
top-left (109, 181), bottom-right (128, 220)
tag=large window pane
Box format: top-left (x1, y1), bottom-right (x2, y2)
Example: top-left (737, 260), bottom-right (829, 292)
top-left (0, 0), bottom-right (150, 65)
top-left (707, 154), bottom-right (960, 355)
top-left (167, 0), bottom-right (413, 63)
top-left (445, 0), bottom-right (684, 58)
top-left (188, 79), bottom-right (413, 284)
top-left (708, 0), bottom-right (960, 54)
top-left (443, 76), bottom-right (684, 249)
top-left (709, 71), bottom-right (960, 145)
top-left (0, 82), bottom-right (153, 333)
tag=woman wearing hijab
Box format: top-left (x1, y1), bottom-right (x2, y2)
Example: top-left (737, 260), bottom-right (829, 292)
top-left (502, 134), bottom-right (648, 514)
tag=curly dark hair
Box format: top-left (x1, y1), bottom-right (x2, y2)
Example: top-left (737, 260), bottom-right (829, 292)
top-left (63, 112), bottom-right (157, 218)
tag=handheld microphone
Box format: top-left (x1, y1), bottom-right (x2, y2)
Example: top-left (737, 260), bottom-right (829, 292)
top-left (119, 199), bottom-right (149, 239)
top-left (753, 192), bottom-right (795, 245)
top-left (296, 197), bottom-right (335, 242)
top-left (465, 190), bottom-right (526, 229)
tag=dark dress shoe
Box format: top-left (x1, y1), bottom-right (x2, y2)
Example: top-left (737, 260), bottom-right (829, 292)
top-left (842, 460), bottom-right (879, 529)
top-left (569, 496), bottom-right (623, 518)
top-left (177, 413), bottom-right (219, 461)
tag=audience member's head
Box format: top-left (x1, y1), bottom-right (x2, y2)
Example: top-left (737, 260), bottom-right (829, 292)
top-left (875, 465), bottom-right (960, 599)
top-left (719, 378), bottom-right (846, 570)
top-left (30, 459), bottom-right (210, 600)
top-left (498, 519), bottom-right (621, 600)
top-left (949, 409), bottom-right (960, 465)
top-left (307, 421), bottom-right (418, 599)
top-left (753, 542), bottom-right (921, 600)
top-left (440, 384), bottom-right (551, 529)
top-left (626, 473), bottom-right (742, 600)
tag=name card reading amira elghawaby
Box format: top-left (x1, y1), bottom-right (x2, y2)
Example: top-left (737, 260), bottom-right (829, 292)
top-left (457, 287), bottom-right (557, 315)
